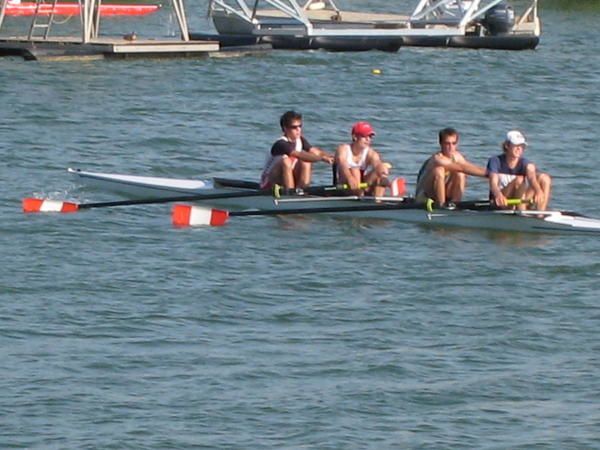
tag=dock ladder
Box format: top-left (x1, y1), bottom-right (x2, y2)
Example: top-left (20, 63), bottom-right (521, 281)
top-left (28, 0), bottom-right (60, 39)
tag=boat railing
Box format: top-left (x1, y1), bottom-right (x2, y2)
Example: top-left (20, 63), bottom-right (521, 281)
top-left (207, 0), bottom-right (540, 38)
top-left (410, 0), bottom-right (539, 35)
top-left (409, 0), bottom-right (500, 28)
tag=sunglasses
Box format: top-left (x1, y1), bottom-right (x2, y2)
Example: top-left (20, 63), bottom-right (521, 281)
top-left (288, 124), bottom-right (303, 130)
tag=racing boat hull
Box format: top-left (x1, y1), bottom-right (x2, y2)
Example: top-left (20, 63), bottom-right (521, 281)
top-left (68, 168), bottom-right (600, 234)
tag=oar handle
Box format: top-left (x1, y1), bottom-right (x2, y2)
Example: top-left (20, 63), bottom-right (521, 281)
top-left (272, 182), bottom-right (369, 199)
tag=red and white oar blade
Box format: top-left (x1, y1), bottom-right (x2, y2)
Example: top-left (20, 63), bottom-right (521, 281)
top-left (22, 198), bottom-right (79, 213)
top-left (389, 177), bottom-right (406, 197)
top-left (171, 204), bottom-right (229, 227)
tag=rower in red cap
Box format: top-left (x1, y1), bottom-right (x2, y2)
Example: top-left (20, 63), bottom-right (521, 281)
top-left (334, 121), bottom-right (392, 197)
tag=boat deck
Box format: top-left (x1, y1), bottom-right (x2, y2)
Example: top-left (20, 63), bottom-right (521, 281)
top-left (258, 8), bottom-right (410, 25)
top-left (0, 36), bottom-right (220, 60)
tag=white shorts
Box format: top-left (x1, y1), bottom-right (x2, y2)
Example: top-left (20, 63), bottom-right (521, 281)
top-left (498, 174), bottom-right (515, 190)
top-left (497, 173), bottom-right (527, 190)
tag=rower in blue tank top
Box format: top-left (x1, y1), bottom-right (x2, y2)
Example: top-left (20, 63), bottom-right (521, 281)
top-left (486, 130), bottom-right (552, 210)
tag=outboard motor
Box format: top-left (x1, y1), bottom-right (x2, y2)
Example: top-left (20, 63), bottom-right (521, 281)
top-left (482, 2), bottom-right (515, 35)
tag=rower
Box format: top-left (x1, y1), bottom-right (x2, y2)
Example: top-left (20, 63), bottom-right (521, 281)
top-left (334, 121), bottom-right (391, 197)
top-left (415, 127), bottom-right (487, 206)
top-left (487, 130), bottom-right (552, 211)
top-left (260, 111), bottom-right (334, 190)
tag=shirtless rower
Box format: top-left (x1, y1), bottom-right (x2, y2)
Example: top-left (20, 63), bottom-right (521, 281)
top-left (260, 111), bottom-right (334, 189)
top-left (334, 121), bottom-right (391, 197)
top-left (415, 127), bottom-right (487, 205)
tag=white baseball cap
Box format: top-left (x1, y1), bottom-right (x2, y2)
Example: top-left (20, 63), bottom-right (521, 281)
top-left (506, 130), bottom-right (527, 146)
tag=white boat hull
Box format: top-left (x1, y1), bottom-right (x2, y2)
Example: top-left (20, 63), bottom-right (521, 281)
top-left (68, 168), bottom-right (600, 234)
top-left (67, 167), bottom-right (211, 197)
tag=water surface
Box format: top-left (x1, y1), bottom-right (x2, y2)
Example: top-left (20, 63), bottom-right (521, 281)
top-left (1, 4), bottom-right (600, 449)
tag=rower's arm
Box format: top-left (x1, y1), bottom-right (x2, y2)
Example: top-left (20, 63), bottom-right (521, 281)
top-left (368, 150), bottom-right (388, 175)
top-left (488, 172), bottom-right (507, 206)
top-left (293, 149), bottom-right (329, 164)
top-left (309, 146), bottom-right (334, 164)
top-left (459, 160), bottom-right (487, 177)
top-left (526, 163), bottom-right (541, 191)
top-left (526, 163), bottom-right (546, 208)
top-left (440, 159), bottom-right (487, 177)
top-left (334, 145), bottom-right (362, 190)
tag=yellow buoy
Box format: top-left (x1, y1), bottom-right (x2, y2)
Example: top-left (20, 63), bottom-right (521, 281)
top-left (371, 68), bottom-right (382, 75)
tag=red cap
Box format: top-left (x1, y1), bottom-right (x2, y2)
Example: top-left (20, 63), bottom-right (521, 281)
top-left (351, 121), bottom-right (375, 137)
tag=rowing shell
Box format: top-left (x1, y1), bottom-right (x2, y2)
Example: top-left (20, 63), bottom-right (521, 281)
top-left (67, 167), bottom-right (210, 196)
top-left (67, 168), bottom-right (600, 234)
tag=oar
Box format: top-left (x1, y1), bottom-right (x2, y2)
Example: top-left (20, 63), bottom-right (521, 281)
top-left (172, 201), bottom-right (423, 227)
top-left (172, 197), bottom-right (526, 227)
top-left (22, 190), bottom-right (274, 213)
top-left (22, 182), bottom-right (367, 214)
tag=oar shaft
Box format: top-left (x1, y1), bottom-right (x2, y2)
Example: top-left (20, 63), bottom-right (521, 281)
top-left (229, 201), bottom-right (420, 218)
top-left (25, 181), bottom-right (389, 214)
top-left (274, 195), bottom-right (408, 204)
top-left (79, 189), bottom-right (269, 209)
top-left (455, 198), bottom-right (521, 209)
top-left (230, 197), bottom-right (522, 218)
top-left (79, 182), bottom-right (369, 209)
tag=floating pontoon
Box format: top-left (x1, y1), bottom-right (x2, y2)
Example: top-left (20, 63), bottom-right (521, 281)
top-left (192, 0), bottom-right (540, 51)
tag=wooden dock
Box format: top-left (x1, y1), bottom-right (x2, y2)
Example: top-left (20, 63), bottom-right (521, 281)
top-left (0, 36), bottom-right (220, 61)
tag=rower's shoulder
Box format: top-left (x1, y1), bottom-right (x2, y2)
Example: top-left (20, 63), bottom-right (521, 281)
top-left (431, 151), bottom-right (449, 163)
top-left (453, 150), bottom-right (468, 162)
top-left (335, 142), bottom-right (351, 153)
top-left (367, 147), bottom-right (381, 159)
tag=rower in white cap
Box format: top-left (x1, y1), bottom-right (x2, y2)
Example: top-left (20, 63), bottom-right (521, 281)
top-left (486, 130), bottom-right (552, 210)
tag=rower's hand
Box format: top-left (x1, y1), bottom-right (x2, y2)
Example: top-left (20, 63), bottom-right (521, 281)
top-left (321, 154), bottom-right (335, 165)
top-left (348, 179), bottom-right (364, 196)
top-left (493, 192), bottom-right (507, 208)
top-left (377, 162), bottom-right (391, 178)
